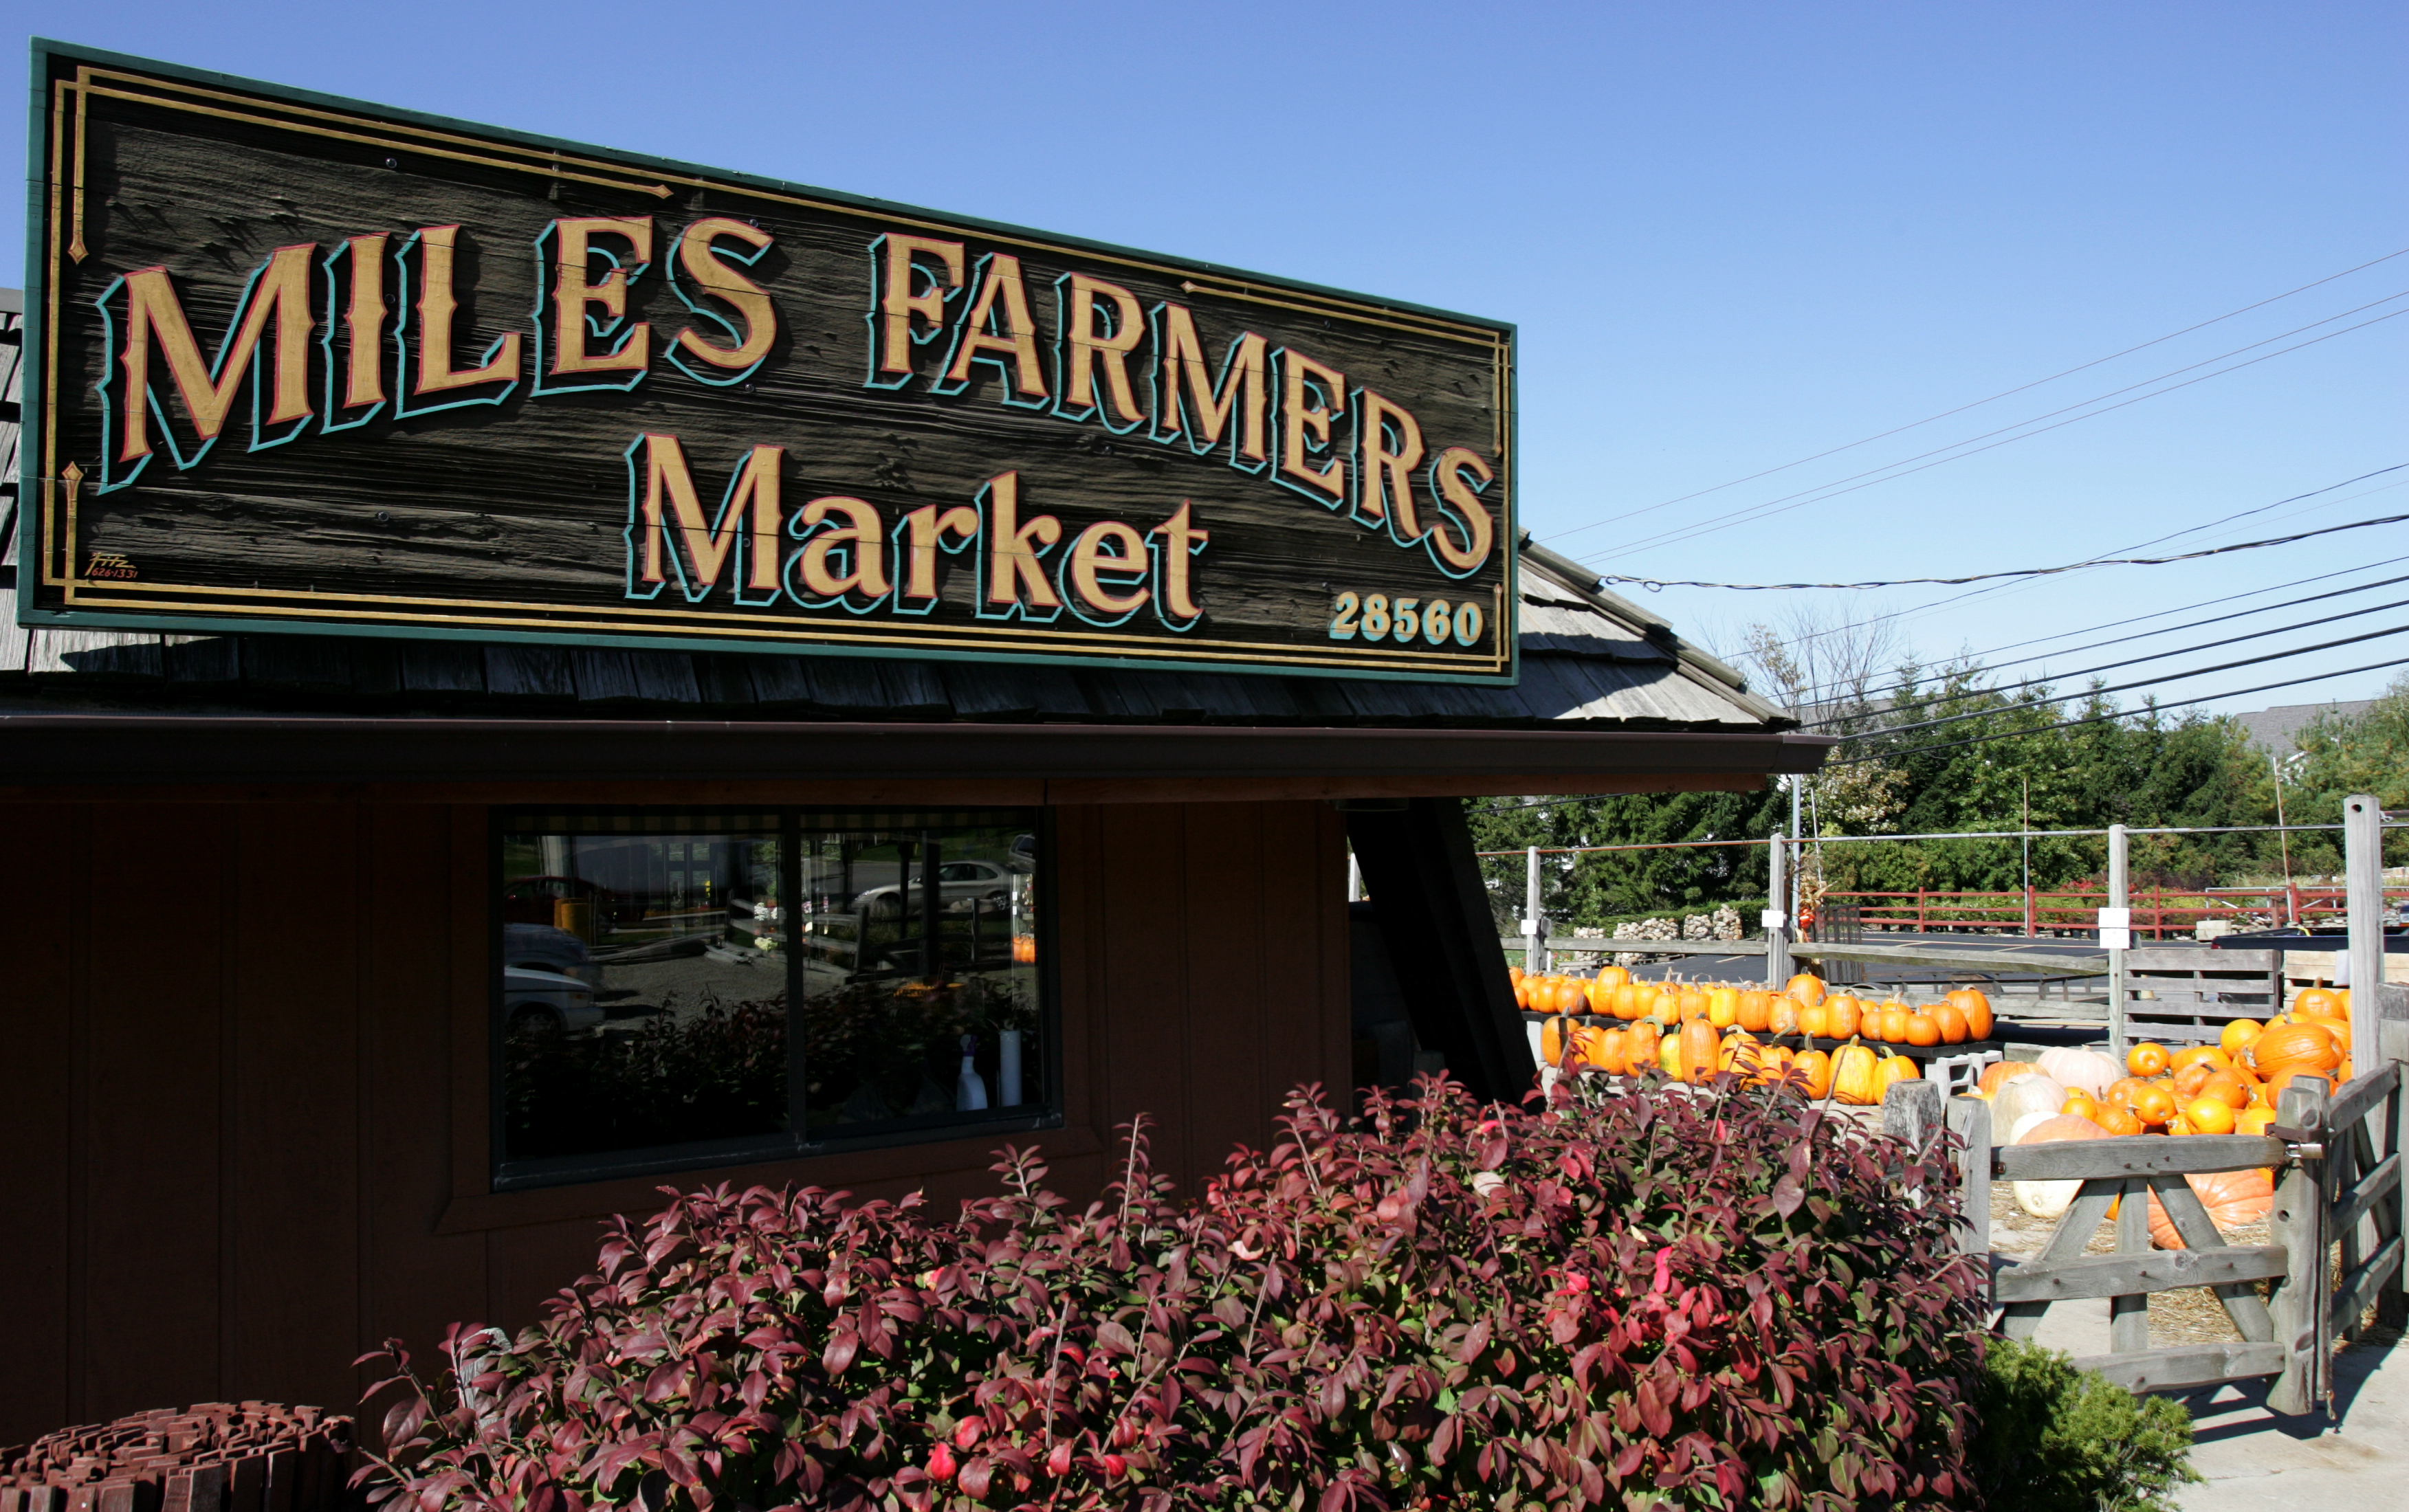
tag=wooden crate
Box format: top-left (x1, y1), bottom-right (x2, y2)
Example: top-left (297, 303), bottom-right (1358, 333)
top-left (2123, 946), bottom-right (2282, 1044)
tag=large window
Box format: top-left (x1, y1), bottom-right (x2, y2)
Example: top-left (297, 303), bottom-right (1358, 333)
top-left (493, 808), bottom-right (1050, 1189)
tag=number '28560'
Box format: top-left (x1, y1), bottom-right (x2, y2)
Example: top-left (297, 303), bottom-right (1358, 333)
top-left (1328, 592), bottom-right (1485, 647)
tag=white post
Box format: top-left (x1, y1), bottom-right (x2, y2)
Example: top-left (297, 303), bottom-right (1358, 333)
top-left (1523, 844), bottom-right (1544, 975)
top-left (1767, 830), bottom-right (1791, 988)
top-left (2345, 793), bottom-right (2384, 1060)
top-left (2106, 823), bottom-right (2130, 1058)
top-left (1347, 849), bottom-right (1363, 903)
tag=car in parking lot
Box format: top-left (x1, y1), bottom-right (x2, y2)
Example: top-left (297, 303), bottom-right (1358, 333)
top-left (502, 964), bottom-right (600, 1034)
top-left (852, 859), bottom-right (1013, 917)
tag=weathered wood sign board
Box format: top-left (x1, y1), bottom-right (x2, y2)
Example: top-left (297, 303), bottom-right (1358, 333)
top-left (25, 42), bottom-right (1517, 683)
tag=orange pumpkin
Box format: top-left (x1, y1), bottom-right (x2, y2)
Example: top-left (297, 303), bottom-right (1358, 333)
top-left (2235, 1106), bottom-right (2277, 1138)
top-left (2197, 1069), bottom-right (2252, 1111)
top-left (1830, 1044), bottom-right (1883, 1105)
top-left (1933, 1003), bottom-right (1970, 1044)
top-left (2252, 1021), bottom-right (2342, 1087)
top-left (2147, 1168), bottom-right (2273, 1249)
top-left (1569, 1022), bottom-right (1609, 1069)
top-left (2294, 986), bottom-right (2344, 1018)
top-left (1798, 1001), bottom-right (1829, 1038)
top-left (2172, 1045), bottom-right (2232, 1074)
top-left (1737, 990), bottom-right (1773, 1033)
top-left (2220, 1018), bottom-right (2264, 1058)
top-left (1948, 988), bottom-right (1995, 1041)
top-left (1768, 997), bottom-right (1803, 1037)
top-left (1647, 989), bottom-right (1680, 1026)
top-left (1675, 988), bottom-right (1706, 1022)
top-left (1596, 1026), bottom-right (1630, 1074)
top-left (1787, 972), bottom-right (1827, 1007)
top-left (2094, 1104), bottom-right (2146, 1137)
top-left (1609, 981), bottom-right (1639, 1019)
top-left (1904, 1012), bottom-right (1942, 1047)
top-left (1878, 1004), bottom-right (1911, 1043)
top-left (1596, 964), bottom-right (1631, 990)
top-left (1624, 1020), bottom-right (1661, 1075)
top-left (1540, 1015), bottom-right (1576, 1066)
top-left (1757, 1043), bottom-right (1794, 1086)
top-left (1823, 996), bottom-right (1863, 1040)
top-left (2184, 1096), bottom-right (2236, 1135)
top-left (1882, 1053), bottom-right (1920, 1091)
top-left (1684, 1019), bottom-right (1720, 1082)
top-left (2060, 1090), bottom-right (2102, 1122)
top-left (1979, 1060), bottom-right (2037, 1097)
top-left (1708, 987), bottom-right (1741, 1030)
top-left (2129, 1084), bottom-right (2177, 1129)
top-left (2170, 1062), bottom-right (2214, 1101)
top-left (2126, 1042), bottom-right (2170, 1077)
top-left (2300, 1013), bottom-right (2353, 1054)
top-left (1792, 1048), bottom-right (1834, 1098)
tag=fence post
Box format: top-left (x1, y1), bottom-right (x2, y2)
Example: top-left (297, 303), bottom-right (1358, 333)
top-left (2024, 882), bottom-right (2035, 940)
top-left (1944, 1094), bottom-right (1992, 1261)
top-left (2108, 824), bottom-right (2130, 1060)
top-left (2346, 794), bottom-right (2384, 1062)
top-left (1767, 830), bottom-right (1791, 988)
top-left (2266, 1076), bottom-right (2329, 1416)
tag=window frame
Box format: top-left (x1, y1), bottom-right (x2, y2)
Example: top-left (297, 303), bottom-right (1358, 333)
top-left (486, 805), bottom-right (1060, 1192)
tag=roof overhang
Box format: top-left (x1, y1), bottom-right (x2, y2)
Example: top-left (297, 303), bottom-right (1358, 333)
top-left (0, 713), bottom-right (1835, 803)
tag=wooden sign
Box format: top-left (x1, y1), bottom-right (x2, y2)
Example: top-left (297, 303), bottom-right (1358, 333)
top-left (25, 42), bottom-right (1517, 684)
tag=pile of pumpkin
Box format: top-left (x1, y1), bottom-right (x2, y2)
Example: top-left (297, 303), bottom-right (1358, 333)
top-left (1517, 965), bottom-right (1996, 1045)
top-left (1517, 966), bottom-right (1996, 1106)
top-left (1979, 986), bottom-right (2355, 1237)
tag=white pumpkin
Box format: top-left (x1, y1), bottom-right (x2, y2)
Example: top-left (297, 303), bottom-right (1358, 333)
top-left (2036, 1046), bottom-right (2119, 1101)
top-left (2011, 1112), bottom-right (2111, 1219)
top-left (1992, 1073), bottom-right (2067, 1131)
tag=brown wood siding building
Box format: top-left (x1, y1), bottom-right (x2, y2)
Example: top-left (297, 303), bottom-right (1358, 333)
top-left (0, 797), bottom-right (1351, 1444)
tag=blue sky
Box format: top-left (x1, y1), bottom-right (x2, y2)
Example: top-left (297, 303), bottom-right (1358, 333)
top-left (14, 2), bottom-right (2404, 718)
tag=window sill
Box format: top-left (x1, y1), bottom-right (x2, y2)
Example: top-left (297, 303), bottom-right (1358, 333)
top-left (435, 1121), bottom-right (1102, 1234)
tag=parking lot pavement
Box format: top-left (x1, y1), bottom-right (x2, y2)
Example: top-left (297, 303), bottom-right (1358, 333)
top-left (2172, 1334), bottom-right (2406, 1510)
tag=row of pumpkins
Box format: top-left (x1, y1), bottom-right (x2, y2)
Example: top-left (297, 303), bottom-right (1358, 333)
top-left (1981, 993), bottom-right (2356, 1241)
top-left (1513, 966), bottom-right (1997, 1046)
top-left (1522, 969), bottom-right (1988, 1106)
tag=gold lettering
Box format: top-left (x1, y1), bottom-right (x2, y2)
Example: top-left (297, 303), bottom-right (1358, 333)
top-left (1064, 520), bottom-right (1149, 616)
top-left (547, 216), bottom-right (653, 376)
top-left (111, 245), bottom-right (316, 463)
top-left (873, 233), bottom-right (966, 379)
top-left (795, 496), bottom-right (892, 600)
top-left (409, 225), bottom-right (522, 395)
top-left (943, 254), bottom-right (1048, 399)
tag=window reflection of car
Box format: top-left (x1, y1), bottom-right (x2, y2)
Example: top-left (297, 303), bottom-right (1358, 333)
top-left (503, 966), bottom-right (600, 1034)
top-left (1008, 834), bottom-right (1037, 874)
top-left (504, 923), bottom-right (602, 987)
top-left (500, 875), bottom-right (625, 926)
top-left (852, 860), bottom-right (1012, 917)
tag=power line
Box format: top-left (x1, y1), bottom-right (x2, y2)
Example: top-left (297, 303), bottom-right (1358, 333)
top-left (1578, 302), bottom-right (2409, 564)
top-left (1791, 570), bottom-right (2409, 714)
top-left (1803, 592), bottom-right (2409, 726)
top-left (1605, 489), bottom-right (2409, 593)
top-left (1824, 653), bottom-right (2409, 766)
top-left (1766, 542), bottom-right (2409, 703)
top-left (1538, 245), bottom-right (2409, 547)
top-left (1832, 621), bottom-right (2409, 739)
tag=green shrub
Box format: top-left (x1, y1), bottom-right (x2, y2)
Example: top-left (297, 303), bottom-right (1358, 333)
top-left (1971, 1336), bottom-right (2200, 1511)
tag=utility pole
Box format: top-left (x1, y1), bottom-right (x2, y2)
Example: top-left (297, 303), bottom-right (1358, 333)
top-left (1522, 844), bottom-right (1546, 975)
top-left (2022, 775), bottom-right (2034, 939)
top-left (2272, 755), bottom-right (2298, 926)
top-left (1766, 830), bottom-right (1791, 988)
top-left (2344, 793), bottom-right (2383, 1063)
top-left (2105, 824), bottom-right (2131, 1058)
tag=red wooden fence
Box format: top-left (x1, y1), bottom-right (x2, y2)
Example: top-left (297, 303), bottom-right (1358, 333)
top-left (1812, 883), bottom-right (2406, 940)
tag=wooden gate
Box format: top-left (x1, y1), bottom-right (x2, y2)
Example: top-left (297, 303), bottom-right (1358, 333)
top-left (1892, 1054), bottom-right (2406, 1410)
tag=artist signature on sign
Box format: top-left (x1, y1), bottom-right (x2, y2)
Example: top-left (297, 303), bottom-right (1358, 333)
top-left (85, 552), bottom-right (139, 580)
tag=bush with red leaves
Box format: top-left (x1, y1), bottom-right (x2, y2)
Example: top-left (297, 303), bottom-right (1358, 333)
top-left (360, 1070), bottom-right (1986, 1511)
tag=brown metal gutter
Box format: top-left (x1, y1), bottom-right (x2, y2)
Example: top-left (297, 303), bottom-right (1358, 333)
top-left (0, 713), bottom-right (1834, 800)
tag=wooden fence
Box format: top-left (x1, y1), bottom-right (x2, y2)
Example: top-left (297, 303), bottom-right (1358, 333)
top-left (1883, 1056), bottom-right (2405, 1410)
